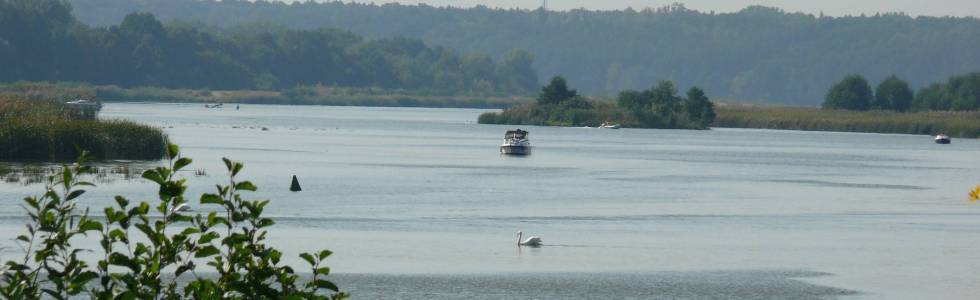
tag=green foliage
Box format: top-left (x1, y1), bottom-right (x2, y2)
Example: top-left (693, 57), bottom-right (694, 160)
top-left (1, 145), bottom-right (348, 299)
top-left (0, 95), bottom-right (169, 161)
top-left (481, 78), bottom-right (715, 129)
top-left (0, 0), bottom-right (539, 95)
top-left (537, 76), bottom-right (577, 105)
top-left (823, 74), bottom-right (872, 111)
top-left (912, 72), bottom-right (980, 111)
top-left (66, 0), bottom-right (980, 105)
top-left (714, 105), bottom-right (980, 138)
top-left (684, 87), bottom-right (716, 128)
top-left (874, 75), bottom-right (914, 111)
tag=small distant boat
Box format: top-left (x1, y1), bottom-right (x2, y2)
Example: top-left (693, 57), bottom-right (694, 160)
top-left (599, 122), bottom-right (622, 129)
top-left (65, 99), bottom-right (102, 119)
top-left (500, 129), bottom-right (531, 155)
top-left (205, 103), bottom-right (224, 109)
top-left (65, 99), bottom-right (102, 109)
top-left (935, 133), bottom-right (951, 144)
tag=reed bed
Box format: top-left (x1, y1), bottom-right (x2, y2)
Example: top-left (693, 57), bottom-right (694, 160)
top-left (0, 81), bottom-right (532, 109)
top-left (714, 105), bottom-right (980, 138)
top-left (0, 95), bottom-right (168, 161)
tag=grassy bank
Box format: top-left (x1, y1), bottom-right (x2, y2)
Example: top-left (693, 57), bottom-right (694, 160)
top-left (714, 105), bottom-right (980, 138)
top-left (0, 82), bottom-right (532, 109)
top-left (0, 95), bottom-right (168, 161)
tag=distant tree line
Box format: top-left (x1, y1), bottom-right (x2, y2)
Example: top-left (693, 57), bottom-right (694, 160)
top-left (68, 0), bottom-right (980, 105)
top-left (823, 72), bottom-right (980, 112)
top-left (0, 0), bottom-right (539, 95)
top-left (479, 76), bottom-right (715, 129)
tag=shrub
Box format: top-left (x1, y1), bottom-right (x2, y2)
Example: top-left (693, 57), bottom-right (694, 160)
top-left (0, 145), bottom-right (348, 299)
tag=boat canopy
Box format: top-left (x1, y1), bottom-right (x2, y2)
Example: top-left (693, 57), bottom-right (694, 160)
top-left (505, 129), bottom-right (528, 139)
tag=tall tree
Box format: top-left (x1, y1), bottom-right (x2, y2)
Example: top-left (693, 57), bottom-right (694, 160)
top-left (649, 80), bottom-right (681, 117)
top-left (537, 76), bottom-right (577, 105)
top-left (684, 86), bottom-right (715, 127)
top-left (823, 74), bottom-right (873, 111)
top-left (874, 75), bottom-right (914, 111)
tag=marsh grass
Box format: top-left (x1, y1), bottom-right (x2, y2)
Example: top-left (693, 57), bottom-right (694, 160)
top-left (0, 95), bottom-right (168, 161)
top-left (0, 81), bottom-right (532, 109)
top-left (715, 105), bottom-right (980, 138)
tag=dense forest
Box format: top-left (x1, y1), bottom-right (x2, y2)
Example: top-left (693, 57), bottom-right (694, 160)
top-left (67, 0), bottom-right (980, 105)
top-left (0, 0), bottom-right (539, 94)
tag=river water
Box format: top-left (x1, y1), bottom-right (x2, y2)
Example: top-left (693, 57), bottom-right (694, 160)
top-left (1, 103), bottom-right (979, 299)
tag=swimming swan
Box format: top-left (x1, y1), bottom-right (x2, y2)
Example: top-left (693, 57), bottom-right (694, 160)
top-left (517, 231), bottom-right (542, 246)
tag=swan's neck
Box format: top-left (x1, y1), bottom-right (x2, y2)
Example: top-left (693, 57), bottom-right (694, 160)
top-left (517, 232), bottom-right (522, 245)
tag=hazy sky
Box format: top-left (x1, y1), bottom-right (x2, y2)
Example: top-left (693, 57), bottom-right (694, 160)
top-left (336, 0), bottom-right (980, 17)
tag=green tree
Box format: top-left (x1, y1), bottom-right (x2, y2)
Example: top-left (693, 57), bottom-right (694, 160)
top-left (684, 86), bottom-right (715, 127)
top-left (823, 74), bottom-right (873, 111)
top-left (537, 76), bottom-right (577, 105)
top-left (649, 80), bottom-right (681, 117)
top-left (616, 89), bottom-right (649, 111)
top-left (874, 75), bottom-right (914, 111)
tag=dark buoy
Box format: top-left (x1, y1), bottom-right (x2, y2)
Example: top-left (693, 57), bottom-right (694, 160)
top-left (290, 175), bottom-right (302, 192)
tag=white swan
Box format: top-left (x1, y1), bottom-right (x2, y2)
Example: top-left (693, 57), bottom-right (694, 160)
top-left (517, 231), bottom-right (542, 246)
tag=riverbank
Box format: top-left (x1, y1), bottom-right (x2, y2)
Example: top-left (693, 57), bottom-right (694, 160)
top-left (714, 105), bottom-right (980, 138)
top-left (0, 95), bottom-right (168, 161)
top-left (0, 82), bottom-right (532, 109)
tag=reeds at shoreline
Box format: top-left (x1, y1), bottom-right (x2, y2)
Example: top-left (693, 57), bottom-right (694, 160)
top-left (0, 95), bottom-right (168, 161)
top-left (714, 105), bottom-right (980, 138)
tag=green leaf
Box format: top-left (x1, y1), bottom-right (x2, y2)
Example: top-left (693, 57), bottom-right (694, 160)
top-left (66, 189), bottom-right (85, 201)
top-left (108, 253), bottom-right (139, 272)
top-left (71, 271), bottom-right (98, 286)
top-left (222, 157), bottom-right (233, 171)
top-left (195, 245), bottom-right (220, 258)
top-left (232, 162), bottom-right (243, 177)
top-left (114, 196), bottom-right (129, 208)
top-left (235, 181), bottom-right (257, 192)
top-left (318, 250), bottom-right (333, 260)
top-left (315, 267), bottom-right (330, 276)
top-left (79, 220), bottom-right (102, 232)
top-left (314, 279), bottom-right (339, 292)
top-left (167, 144), bottom-right (180, 159)
top-left (198, 232), bottom-right (220, 244)
top-left (173, 157), bottom-right (192, 171)
top-left (299, 253), bottom-right (316, 265)
top-left (200, 194), bottom-right (223, 205)
top-left (141, 170), bottom-right (164, 184)
top-left (256, 218), bottom-right (275, 228)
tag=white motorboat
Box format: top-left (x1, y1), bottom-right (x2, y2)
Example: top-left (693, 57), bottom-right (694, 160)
top-left (935, 133), bottom-right (951, 144)
top-left (500, 129), bottom-right (531, 155)
top-left (599, 122), bottom-right (622, 129)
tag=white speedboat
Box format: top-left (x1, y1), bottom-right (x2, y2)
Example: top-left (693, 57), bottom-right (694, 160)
top-left (500, 129), bottom-right (531, 155)
top-left (935, 133), bottom-right (951, 144)
top-left (599, 122), bottom-right (621, 129)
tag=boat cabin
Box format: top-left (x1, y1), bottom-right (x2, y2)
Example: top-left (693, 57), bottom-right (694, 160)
top-left (505, 129), bottom-right (528, 140)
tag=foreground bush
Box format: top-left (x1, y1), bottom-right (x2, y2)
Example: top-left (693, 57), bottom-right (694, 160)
top-left (0, 145), bottom-right (347, 299)
top-left (0, 95), bottom-right (168, 161)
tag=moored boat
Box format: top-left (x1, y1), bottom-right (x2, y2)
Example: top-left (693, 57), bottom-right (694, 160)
top-left (935, 133), bottom-right (951, 144)
top-left (500, 129), bottom-right (531, 155)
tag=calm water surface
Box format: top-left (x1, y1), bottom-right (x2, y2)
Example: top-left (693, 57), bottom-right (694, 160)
top-left (2, 103), bottom-right (979, 299)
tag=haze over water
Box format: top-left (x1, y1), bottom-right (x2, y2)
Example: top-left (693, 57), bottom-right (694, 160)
top-left (2, 103), bottom-right (979, 299)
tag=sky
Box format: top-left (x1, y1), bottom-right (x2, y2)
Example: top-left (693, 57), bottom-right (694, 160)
top-left (331, 0), bottom-right (980, 17)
